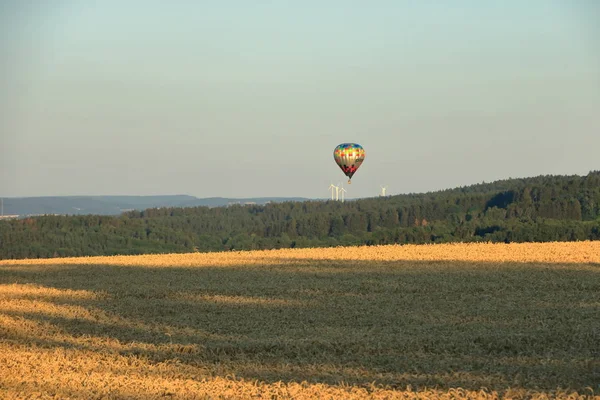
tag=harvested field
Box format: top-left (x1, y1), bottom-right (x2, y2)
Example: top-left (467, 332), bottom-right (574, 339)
top-left (1, 242), bottom-right (599, 399)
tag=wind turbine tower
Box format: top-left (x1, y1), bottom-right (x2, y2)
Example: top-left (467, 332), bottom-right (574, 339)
top-left (380, 186), bottom-right (388, 197)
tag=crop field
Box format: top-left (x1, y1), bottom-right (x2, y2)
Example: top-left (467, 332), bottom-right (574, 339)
top-left (1, 241), bottom-right (599, 399)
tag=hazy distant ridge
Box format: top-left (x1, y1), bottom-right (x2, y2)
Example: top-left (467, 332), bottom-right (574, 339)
top-left (0, 195), bottom-right (312, 217)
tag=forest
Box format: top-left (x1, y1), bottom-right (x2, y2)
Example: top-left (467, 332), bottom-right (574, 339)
top-left (1, 171), bottom-right (600, 259)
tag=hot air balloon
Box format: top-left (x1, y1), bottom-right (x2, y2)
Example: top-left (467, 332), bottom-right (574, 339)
top-left (333, 143), bottom-right (365, 184)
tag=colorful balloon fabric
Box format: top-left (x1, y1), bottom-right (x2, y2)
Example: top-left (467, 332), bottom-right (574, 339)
top-left (333, 143), bottom-right (365, 182)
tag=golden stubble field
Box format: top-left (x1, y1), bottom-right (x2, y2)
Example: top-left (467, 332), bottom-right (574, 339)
top-left (1, 241), bottom-right (599, 399)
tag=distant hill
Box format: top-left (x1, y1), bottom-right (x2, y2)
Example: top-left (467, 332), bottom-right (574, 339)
top-left (0, 195), bottom-right (312, 217)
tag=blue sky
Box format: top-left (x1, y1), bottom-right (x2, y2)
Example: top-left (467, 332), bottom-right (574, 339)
top-left (1, 1), bottom-right (599, 199)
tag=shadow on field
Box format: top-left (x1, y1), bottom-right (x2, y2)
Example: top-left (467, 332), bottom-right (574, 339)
top-left (1, 258), bottom-right (599, 393)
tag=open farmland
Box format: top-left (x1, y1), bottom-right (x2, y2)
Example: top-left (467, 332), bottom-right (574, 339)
top-left (1, 242), bottom-right (599, 399)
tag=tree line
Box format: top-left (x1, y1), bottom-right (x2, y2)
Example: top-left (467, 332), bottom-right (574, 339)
top-left (1, 171), bottom-right (599, 259)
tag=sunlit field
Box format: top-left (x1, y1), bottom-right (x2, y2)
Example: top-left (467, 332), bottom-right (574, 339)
top-left (1, 242), bottom-right (599, 399)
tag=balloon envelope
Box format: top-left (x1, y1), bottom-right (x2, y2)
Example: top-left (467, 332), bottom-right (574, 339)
top-left (333, 143), bottom-right (365, 181)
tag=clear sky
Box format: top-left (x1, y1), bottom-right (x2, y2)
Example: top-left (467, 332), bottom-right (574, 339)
top-left (1, 1), bottom-right (599, 199)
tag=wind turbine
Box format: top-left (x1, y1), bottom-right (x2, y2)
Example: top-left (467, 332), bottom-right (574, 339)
top-left (339, 186), bottom-right (347, 202)
top-left (328, 183), bottom-right (337, 200)
top-left (380, 185), bottom-right (388, 197)
top-left (335, 183), bottom-right (341, 201)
